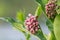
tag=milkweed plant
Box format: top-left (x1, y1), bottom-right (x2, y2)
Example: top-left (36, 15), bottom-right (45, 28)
top-left (0, 0), bottom-right (60, 40)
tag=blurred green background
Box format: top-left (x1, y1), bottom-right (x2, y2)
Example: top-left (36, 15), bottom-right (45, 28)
top-left (0, 0), bottom-right (37, 17)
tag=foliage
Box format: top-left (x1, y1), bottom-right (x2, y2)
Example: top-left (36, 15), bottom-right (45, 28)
top-left (0, 0), bottom-right (60, 40)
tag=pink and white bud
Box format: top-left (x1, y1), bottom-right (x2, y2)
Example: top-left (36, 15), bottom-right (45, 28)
top-left (24, 14), bottom-right (39, 34)
top-left (45, 0), bottom-right (57, 19)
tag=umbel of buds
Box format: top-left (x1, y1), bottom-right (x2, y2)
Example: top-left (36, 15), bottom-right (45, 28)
top-left (24, 14), bottom-right (39, 34)
top-left (45, 0), bottom-right (57, 19)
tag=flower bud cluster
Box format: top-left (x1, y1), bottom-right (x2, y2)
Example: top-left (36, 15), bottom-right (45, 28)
top-left (24, 14), bottom-right (39, 34)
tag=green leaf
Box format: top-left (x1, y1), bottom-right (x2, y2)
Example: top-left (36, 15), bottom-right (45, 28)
top-left (46, 18), bottom-right (56, 40)
top-left (54, 14), bottom-right (60, 40)
top-left (16, 10), bottom-right (25, 23)
top-left (56, 8), bottom-right (60, 14)
top-left (0, 17), bottom-right (15, 24)
top-left (47, 32), bottom-right (56, 40)
top-left (0, 17), bottom-right (26, 33)
top-left (25, 33), bottom-right (30, 40)
top-left (35, 5), bottom-right (42, 17)
top-left (36, 0), bottom-right (45, 13)
top-left (57, 0), bottom-right (60, 6)
top-left (12, 23), bottom-right (26, 33)
top-left (46, 19), bottom-right (53, 32)
top-left (42, 0), bottom-right (48, 4)
top-left (35, 30), bottom-right (46, 40)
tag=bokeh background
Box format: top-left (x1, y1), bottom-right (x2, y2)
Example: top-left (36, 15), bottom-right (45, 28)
top-left (0, 0), bottom-right (37, 17)
top-left (0, 0), bottom-right (50, 40)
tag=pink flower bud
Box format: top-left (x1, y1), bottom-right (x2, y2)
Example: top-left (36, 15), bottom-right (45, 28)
top-left (24, 14), bottom-right (39, 34)
top-left (45, 0), bottom-right (57, 19)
